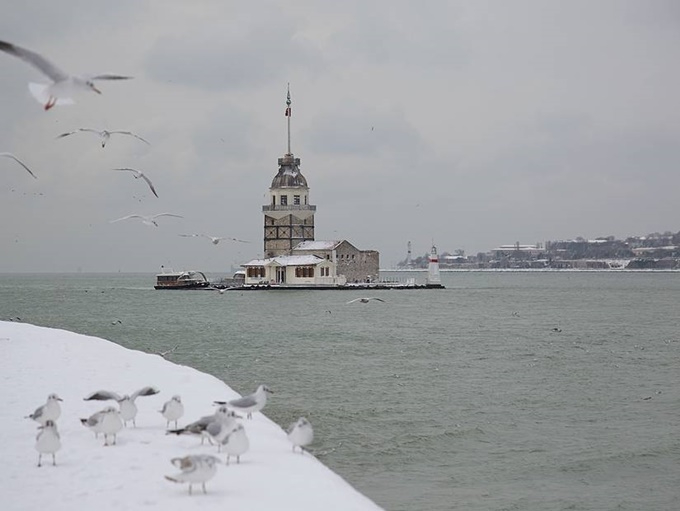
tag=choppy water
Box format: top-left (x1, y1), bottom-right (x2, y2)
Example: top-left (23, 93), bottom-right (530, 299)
top-left (1, 271), bottom-right (679, 511)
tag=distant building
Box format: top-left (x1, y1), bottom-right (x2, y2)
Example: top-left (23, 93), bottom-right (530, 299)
top-left (244, 87), bottom-right (379, 286)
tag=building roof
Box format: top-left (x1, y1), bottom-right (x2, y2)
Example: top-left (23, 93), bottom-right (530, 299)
top-left (294, 240), bottom-right (342, 251)
top-left (242, 255), bottom-right (325, 267)
top-left (270, 154), bottom-right (308, 189)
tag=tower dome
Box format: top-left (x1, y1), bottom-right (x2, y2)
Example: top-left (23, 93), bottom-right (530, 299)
top-left (270, 154), bottom-right (308, 188)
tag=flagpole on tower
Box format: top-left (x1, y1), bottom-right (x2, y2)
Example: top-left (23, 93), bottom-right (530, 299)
top-left (285, 83), bottom-right (292, 155)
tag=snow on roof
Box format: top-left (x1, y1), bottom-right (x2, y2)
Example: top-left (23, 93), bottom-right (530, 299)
top-left (294, 240), bottom-right (342, 251)
top-left (242, 255), bottom-right (325, 267)
top-left (1, 321), bottom-right (384, 511)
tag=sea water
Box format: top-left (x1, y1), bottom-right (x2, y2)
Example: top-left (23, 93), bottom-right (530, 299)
top-left (1, 271), bottom-right (678, 511)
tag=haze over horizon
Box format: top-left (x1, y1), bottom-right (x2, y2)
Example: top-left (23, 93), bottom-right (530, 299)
top-left (2, 1), bottom-right (679, 273)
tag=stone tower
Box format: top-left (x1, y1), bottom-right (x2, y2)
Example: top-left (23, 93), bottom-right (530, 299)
top-left (262, 86), bottom-right (316, 258)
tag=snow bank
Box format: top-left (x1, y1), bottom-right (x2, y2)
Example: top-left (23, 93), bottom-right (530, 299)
top-left (0, 321), bottom-right (383, 511)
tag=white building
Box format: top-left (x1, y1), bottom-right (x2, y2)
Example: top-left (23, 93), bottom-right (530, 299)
top-left (241, 254), bottom-right (347, 287)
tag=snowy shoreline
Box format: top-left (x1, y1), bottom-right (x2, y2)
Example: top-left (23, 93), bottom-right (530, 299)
top-left (0, 321), bottom-right (383, 511)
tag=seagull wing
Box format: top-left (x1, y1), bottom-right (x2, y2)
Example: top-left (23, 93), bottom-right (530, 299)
top-left (56, 128), bottom-right (102, 139)
top-left (140, 173), bottom-right (159, 198)
top-left (113, 167), bottom-right (141, 177)
top-left (152, 213), bottom-right (183, 220)
top-left (0, 152), bottom-right (37, 179)
top-left (131, 386), bottom-right (160, 401)
top-left (179, 234), bottom-right (200, 238)
top-left (88, 74), bottom-right (134, 81)
top-left (110, 214), bottom-right (143, 223)
top-left (346, 298), bottom-right (361, 304)
top-left (0, 40), bottom-right (68, 82)
top-left (228, 395), bottom-right (257, 408)
top-left (83, 390), bottom-right (122, 401)
top-left (110, 131), bottom-right (150, 145)
top-left (371, 297), bottom-right (386, 302)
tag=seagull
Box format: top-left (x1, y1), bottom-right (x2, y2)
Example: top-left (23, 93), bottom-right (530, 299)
top-left (165, 455), bottom-right (221, 495)
top-left (179, 234), bottom-right (250, 245)
top-left (110, 213), bottom-right (183, 227)
top-left (35, 420), bottom-right (61, 467)
top-left (25, 393), bottom-right (62, 425)
top-left (1, 152), bottom-right (37, 179)
top-left (113, 168), bottom-right (158, 198)
top-left (57, 128), bottom-right (149, 148)
top-left (159, 395), bottom-right (184, 429)
top-left (83, 386), bottom-right (160, 427)
top-left (220, 423), bottom-right (249, 464)
top-left (204, 409), bottom-right (241, 451)
top-left (287, 417), bottom-right (314, 453)
top-left (81, 406), bottom-right (122, 445)
top-left (167, 406), bottom-right (236, 445)
top-left (214, 384), bottom-right (273, 419)
top-left (80, 408), bottom-right (107, 438)
top-left (346, 297), bottom-right (386, 304)
top-left (0, 39), bottom-right (132, 110)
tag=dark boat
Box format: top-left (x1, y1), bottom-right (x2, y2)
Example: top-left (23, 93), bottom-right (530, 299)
top-left (154, 270), bottom-right (210, 290)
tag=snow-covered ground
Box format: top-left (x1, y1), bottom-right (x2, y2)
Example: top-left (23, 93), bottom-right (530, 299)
top-left (0, 321), bottom-right (383, 511)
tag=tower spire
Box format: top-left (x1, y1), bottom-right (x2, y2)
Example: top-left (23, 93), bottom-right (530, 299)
top-left (285, 83), bottom-right (292, 155)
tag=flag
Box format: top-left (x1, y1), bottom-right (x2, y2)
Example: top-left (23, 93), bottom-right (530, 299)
top-left (285, 107), bottom-right (291, 116)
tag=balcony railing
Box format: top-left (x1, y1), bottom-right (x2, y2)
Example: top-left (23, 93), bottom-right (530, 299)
top-left (262, 205), bottom-right (317, 212)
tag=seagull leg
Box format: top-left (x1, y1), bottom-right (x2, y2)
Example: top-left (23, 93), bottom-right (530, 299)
top-left (202, 483), bottom-right (207, 494)
top-left (52, 453), bottom-right (56, 466)
top-left (237, 455), bottom-right (240, 464)
top-left (37, 454), bottom-right (42, 467)
top-left (226, 455), bottom-right (230, 466)
top-left (44, 97), bottom-right (56, 111)
top-left (188, 484), bottom-right (193, 496)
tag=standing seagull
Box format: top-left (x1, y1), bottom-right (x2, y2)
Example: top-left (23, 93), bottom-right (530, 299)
top-left (57, 128), bottom-right (149, 148)
top-left (346, 297), bottom-right (386, 304)
top-left (83, 386), bottom-right (160, 427)
top-left (25, 393), bottom-right (62, 425)
top-left (287, 417), bottom-right (314, 453)
top-left (113, 168), bottom-right (158, 198)
top-left (165, 455), bottom-right (221, 495)
top-left (179, 233), bottom-right (250, 245)
top-left (159, 395), bottom-right (184, 429)
top-left (1, 152), bottom-right (37, 179)
top-left (0, 40), bottom-right (132, 110)
top-left (221, 423), bottom-right (249, 464)
top-left (35, 420), bottom-right (61, 467)
top-left (167, 406), bottom-right (236, 445)
top-left (214, 384), bottom-right (273, 419)
top-left (110, 213), bottom-right (183, 227)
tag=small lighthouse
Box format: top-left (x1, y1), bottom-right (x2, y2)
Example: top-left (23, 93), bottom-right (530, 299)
top-left (426, 244), bottom-right (443, 287)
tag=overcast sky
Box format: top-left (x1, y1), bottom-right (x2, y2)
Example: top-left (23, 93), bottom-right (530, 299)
top-left (1, 0), bottom-right (679, 273)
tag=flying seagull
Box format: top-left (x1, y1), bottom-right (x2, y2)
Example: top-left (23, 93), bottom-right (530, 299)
top-left (0, 152), bottom-right (37, 179)
top-left (346, 297), bottom-right (386, 304)
top-left (179, 233), bottom-right (250, 245)
top-left (0, 39), bottom-right (132, 110)
top-left (57, 128), bottom-right (149, 148)
top-left (114, 167), bottom-right (158, 198)
top-left (110, 213), bottom-right (183, 227)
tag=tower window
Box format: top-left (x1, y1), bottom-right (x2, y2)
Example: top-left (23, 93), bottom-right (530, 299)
top-left (293, 195), bottom-right (300, 205)
top-left (304, 195), bottom-right (307, 205)
top-left (280, 195), bottom-right (288, 206)
top-left (272, 196), bottom-right (275, 206)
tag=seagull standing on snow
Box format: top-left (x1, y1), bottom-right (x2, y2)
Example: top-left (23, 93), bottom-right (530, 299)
top-left (167, 406), bottom-right (235, 445)
top-left (287, 417), bottom-right (314, 453)
top-left (179, 233), bottom-right (250, 245)
top-left (221, 423), bottom-right (249, 464)
top-left (80, 406), bottom-right (122, 446)
top-left (159, 395), bottom-right (184, 429)
top-left (0, 39), bottom-right (132, 110)
top-left (213, 384), bottom-right (273, 419)
top-left (1, 152), bottom-right (37, 179)
top-left (113, 168), bottom-right (159, 198)
top-left (165, 455), bottom-right (221, 495)
top-left (110, 213), bottom-right (183, 227)
top-left (83, 386), bottom-right (160, 427)
top-left (25, 393), bottom-right (62, 425)
top-left (57, 128), bottom-right (149, 148)
top-left (346, 297), bottom-right (386, 304)
top-left (35, 419), bottom-right (61, 467)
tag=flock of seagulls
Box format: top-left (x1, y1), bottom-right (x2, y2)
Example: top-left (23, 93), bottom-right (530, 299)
top-left (1, 39), bottom-right (250, 246)
top-left (25, 384), bottom-right (314, 495)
